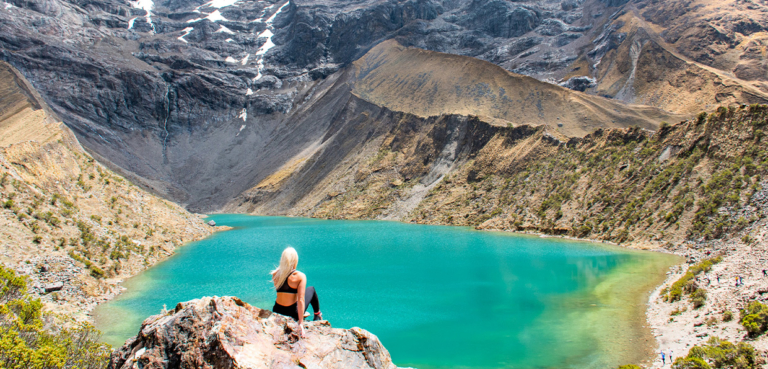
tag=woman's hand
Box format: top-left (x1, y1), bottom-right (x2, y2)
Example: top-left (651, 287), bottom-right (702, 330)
top-left (297, 323), bottom-right (306, 338)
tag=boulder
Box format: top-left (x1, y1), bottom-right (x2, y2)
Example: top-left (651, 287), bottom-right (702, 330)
top-left (44, 282), bottom-right (64, 293)
top-left (108, 296), bottom-right (400, 369)
top-left (207, 220), bottom-right (216, 226)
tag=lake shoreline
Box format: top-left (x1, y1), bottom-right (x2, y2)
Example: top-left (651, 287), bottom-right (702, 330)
top-left (86, 215), bottom-right (767, 368)
top-left (484, 223), bottom-right (768, 368)
top-left (91, 217), bottom-right (684, 366)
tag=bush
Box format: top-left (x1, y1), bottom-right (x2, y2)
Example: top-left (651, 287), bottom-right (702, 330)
top-left (617, 365), bottom-right (641, 369)
top-left (691, 289), bottom-right (707, 309)
top-left (673, 337), bottom-right (758, 369)
top-left (673, 357), bottom-right (711, 369)
top-left (739, 301), bottom-right (768, 337)
top-left (723, 310), bottom-right (733, 322)
top-left (667, 257), bottom-right (722, 302)
top-left (0, 265), bottom-right (110, 368)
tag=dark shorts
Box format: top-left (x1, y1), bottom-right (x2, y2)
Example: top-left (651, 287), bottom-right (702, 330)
top-left (272, 301), bottom-right (299, 320)
top-left (272, 286), bottom-right (317, 321)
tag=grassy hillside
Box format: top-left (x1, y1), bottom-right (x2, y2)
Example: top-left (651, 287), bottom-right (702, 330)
top-left (0, 61), bottom-right (213, 320)
top-left (307, 104), bottom-right (768, 246)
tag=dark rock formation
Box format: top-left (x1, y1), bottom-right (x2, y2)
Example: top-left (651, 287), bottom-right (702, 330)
top-left (560, 75), bottom-right (596, 92)
top-left (108, 296), bottom-right (399, 369)
top-left (1, 0), bottom-right (766, 215)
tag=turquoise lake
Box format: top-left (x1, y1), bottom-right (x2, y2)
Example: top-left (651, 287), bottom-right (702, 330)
top-left (93, 215), bottom-right (679, 369)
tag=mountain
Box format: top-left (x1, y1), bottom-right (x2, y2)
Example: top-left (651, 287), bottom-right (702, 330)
top-left (0, 60), bottom-right (213, 319)
top-left (1, 0), bottom-right (766, 217)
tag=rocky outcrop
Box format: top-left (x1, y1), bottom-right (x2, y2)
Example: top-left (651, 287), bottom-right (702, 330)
top-left (108, 296), bottom-right (399, 369)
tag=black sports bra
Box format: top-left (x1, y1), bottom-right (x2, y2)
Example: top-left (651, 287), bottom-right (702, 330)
top-left (276, 270), bottom-right (298, 294)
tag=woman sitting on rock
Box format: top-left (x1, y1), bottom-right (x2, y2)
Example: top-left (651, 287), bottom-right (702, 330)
top-left (271, 247), bottom-right (322, 336)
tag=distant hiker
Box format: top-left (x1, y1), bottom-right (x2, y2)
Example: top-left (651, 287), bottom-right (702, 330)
top-left (661, 351), bottom-right (666, 365)
top-left (271, 247), bottom-right (323, 337)
top-left (763, 269), bottom-right (766, 277)
top-left (717, 274), bottom-right (720, 283)
top-left (670, 350), bottom-right (673, 363)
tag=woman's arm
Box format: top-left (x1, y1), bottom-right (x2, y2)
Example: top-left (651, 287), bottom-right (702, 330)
top-left (296, 273), bottom-right (307, 336)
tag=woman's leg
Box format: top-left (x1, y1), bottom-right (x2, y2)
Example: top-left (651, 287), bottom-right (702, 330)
top-left (304, 286), bottom-right (320, 313)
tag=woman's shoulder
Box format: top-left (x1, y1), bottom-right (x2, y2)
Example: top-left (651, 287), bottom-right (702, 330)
top-left (291, 270), bottom-right (306, 279)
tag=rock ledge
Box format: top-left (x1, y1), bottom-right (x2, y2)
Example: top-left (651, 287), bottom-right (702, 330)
top-left (108, 296), bottom-right (399, 369)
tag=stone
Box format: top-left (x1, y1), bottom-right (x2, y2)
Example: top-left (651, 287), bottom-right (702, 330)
top-left (108, 296), bottom-right (400, 369)
top-left (207, 220), bottom-right (216, 226)
top-left (44, 282), bottom-right (64, 293)
top-left (559, 76), bottom-right (597, 92)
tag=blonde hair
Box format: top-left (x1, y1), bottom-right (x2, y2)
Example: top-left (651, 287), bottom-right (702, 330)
top-left (271, 247), bottom-right (299, 289)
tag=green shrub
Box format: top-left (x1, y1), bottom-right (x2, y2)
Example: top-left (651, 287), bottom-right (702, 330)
top-left (691, 289), bottom-right (707, 309)
top-left (673, 337), bottom-right (757, 369)
top-left (723, 310), bottom-right (733, 322)
top-left (673, 357), bottom-right (711, 369)
top-left (666, 257), bottom-right (722, 302)
top-left (0, 265), bottom-right (110, 368)
top-left (617, 365), bottom-right (641, 369)
top-left (89, 266), bottom-right (105, 279)
top-left (739, 301), bottom-right (768, 337)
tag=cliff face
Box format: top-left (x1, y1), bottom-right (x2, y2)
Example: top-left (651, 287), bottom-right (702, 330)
top-left (3, 0), bottom-right (765, 213)
top-left (0, 60), bottom-right (213, 319)
top-left (109, 296), bottom-right (399, 369)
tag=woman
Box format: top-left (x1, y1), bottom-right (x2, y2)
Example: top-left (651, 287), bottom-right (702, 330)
top-left (271, 247), bottom-right (322, 336)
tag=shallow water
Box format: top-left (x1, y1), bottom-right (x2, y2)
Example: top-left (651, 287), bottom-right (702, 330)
top-left (94, 215), bottom-right (678, 369)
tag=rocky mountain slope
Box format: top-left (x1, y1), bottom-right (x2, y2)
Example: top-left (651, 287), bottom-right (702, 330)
top-left (0, 60), bottom-right (214, 320)
top-left (232, 102), bottom-right (768, 248)
top-left (2, 0), bottom-right (765, 213)
top-left (109, 296), bottom-right (399, 369)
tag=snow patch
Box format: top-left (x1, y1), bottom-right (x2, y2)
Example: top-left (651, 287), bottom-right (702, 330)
top-left (188, 9), bottom-right (229, 23)
top-left (4, 2), bottom-right (13, 9)
top-left (130, 0), bottom-right (155, 33)
top-left (238, 109), bottom-right (247, 122)
top-left (225, 56), bottom-right (238, 63)
top-left (216, 25), bottom-right (235, 34)
top-left (208, 0), bottom-right (238, 8)
top-left (246, 88), bottom-right (254, 95)
top-left (265, 2), bottom-right (288, 23)
top-left (206, 10), bottom-right (228, 22)
top-left (178, 27), bottom-right (194, 43)
top-left (128, 17), bottom-right (137, 29)
top-left (252, 2), bottom-right (288, 81)
top-left (241, 54), bottom-right (250, 65)
top-left (225, 38), bottom-right (234, 43)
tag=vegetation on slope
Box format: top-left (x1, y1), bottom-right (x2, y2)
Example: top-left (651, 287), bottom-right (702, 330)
top-left (671, 337), bottom-right (760, 369)
top-left (0, 265), bottom-right (109, 368)
top-left (407, 104), bottom-right (768, 245)
top-left (740, 301), bottom-right (768, 338)
top-left (663, 257), bottom-right (722, 304)
top-left (0, 60), bottom-right (212, 318)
